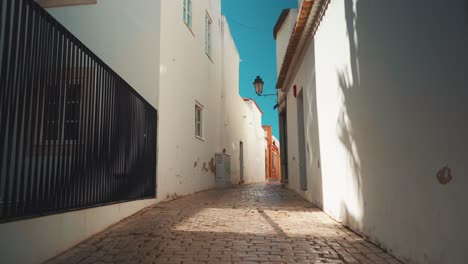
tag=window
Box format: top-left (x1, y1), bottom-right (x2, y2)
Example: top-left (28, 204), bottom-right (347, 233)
top-left (64, 82), bottom-right (81, 141)
top-left (195, 104), bottom-right (203, 138)
top-left (183, 0), bottom-right (192, 29)
top-left (44, 81), bottom-right (81, 142)
top-left (205, 12), bottom-right (212, 58)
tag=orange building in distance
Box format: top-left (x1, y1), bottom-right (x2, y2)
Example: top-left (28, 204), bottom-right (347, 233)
top-left (263, 125), bottom-right (281, 181)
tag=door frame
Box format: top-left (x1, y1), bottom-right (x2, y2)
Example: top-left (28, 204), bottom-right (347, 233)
top-left (239, 141), bottom-right (244, 183)
top-left (297, 89), bottom-right (307, 191)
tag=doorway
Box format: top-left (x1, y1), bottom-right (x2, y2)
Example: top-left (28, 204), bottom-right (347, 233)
top-left (297, 90), bottom-right (307, 191)
top-left (265, 149), bottom-right (268, 179)
top-left (279, 109), bottom-right (288, 182)
top-left (239, 141), bottom-right (244, 183)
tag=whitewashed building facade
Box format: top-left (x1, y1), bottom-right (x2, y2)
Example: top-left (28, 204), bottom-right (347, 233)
top-left (275, 0), bottom-right (468, 263)
top-left (0, 0), bottom-right (265, 263)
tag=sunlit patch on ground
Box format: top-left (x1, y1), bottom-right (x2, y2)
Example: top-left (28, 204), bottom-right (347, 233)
top-left (47, 183), bottom-right (403, 264)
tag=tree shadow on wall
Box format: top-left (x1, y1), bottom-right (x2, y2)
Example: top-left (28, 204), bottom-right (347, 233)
top-left (333, 0), bottom-right (468, 262)
top-left (304, 44), bottom-right (324, 209)
top-left (333, 0), bottom-right (366, 231)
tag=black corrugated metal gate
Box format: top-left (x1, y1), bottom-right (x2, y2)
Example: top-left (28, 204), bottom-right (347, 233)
top-left (0, 0), bottom-right (158, 222)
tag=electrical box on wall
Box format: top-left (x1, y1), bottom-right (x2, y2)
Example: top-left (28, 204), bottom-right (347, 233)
top-left (215, 154), bottom-right (232, 189)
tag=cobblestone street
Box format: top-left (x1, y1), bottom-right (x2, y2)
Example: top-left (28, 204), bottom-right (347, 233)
top-left (47, 183), bottom-right (402, 264)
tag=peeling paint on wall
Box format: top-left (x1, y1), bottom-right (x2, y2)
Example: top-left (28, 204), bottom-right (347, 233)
top-left (197, 158), bottom-right (216, 175)
top-left (176, 173), bottom-right (182, 184)
top-left (436, 165), bottom-right (453, 185)
top-left (210, 158), bottom-right (216, 174)
top-left (166, 193), bottom-right (179, 200)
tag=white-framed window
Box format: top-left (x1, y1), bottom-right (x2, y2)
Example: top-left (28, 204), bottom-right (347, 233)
top-left (195, 103), bottom-right (203, 139)
top-left (183, 0), bottom-right (192, 29)
top-left (205, 12), bottom-right (212, 58)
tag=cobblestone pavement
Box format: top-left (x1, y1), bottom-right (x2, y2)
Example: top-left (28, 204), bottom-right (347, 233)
top-left (47, 183), bottom-right (402, 264)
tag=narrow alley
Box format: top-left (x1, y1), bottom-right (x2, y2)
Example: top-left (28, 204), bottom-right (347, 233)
top-left (1, 0), bottom-right (467, 263)
top-left (47, 183), bottom-right (401, 264)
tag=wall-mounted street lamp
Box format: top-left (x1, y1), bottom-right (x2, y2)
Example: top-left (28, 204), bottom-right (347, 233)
top-left (253, 76), bottom-right (276, 97)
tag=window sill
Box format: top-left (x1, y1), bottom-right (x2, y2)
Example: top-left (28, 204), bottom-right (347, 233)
top-left (206, 53), bottom-right (213, 63)
top-left (195, 135), bottom-right (205, 141)
top-left (184, 22), bottom-right (195, 37)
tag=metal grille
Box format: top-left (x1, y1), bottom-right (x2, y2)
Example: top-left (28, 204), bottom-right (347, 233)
top-left (0, 0), bottom-right (158, 222)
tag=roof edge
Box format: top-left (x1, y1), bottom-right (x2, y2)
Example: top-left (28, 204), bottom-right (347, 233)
top-left (275, 0), bottom-right (330, 90)
top-left (273, 9), bottom-right (291, 40)
top-left (275, 0), bottom-right (314, 89)
top-left (243, 98), bottom-right (264, 116)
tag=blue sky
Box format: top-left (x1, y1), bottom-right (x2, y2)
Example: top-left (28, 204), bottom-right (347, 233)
top-left (221, 0), bottom-right (298, 138)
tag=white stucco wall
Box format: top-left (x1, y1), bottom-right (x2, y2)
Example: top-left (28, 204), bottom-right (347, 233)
top-left (281, 43), bottom-right (323, 207)
top-left (0, 1), bottom-right (162, 263)
top-left (157, 0), bottom-right (223, 199)
top-left (158, 1), bottom-right (265, 198)
top-left (46, 0), bottom-right (161, 109)
top-left (219, 17), bottom-right (266, 184)
top-left (220, 97), bottom-right (266, 185)
top-left (275, 9), bottom-right (298, 75)
top-left (279, 0), bottom-right (468, 263)
top-left (0, 1), bottom-right (265, 263)
top-left (0, 198), bottom-right (157, 264)
top-left (236, 99), bottom-right (266, 184)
